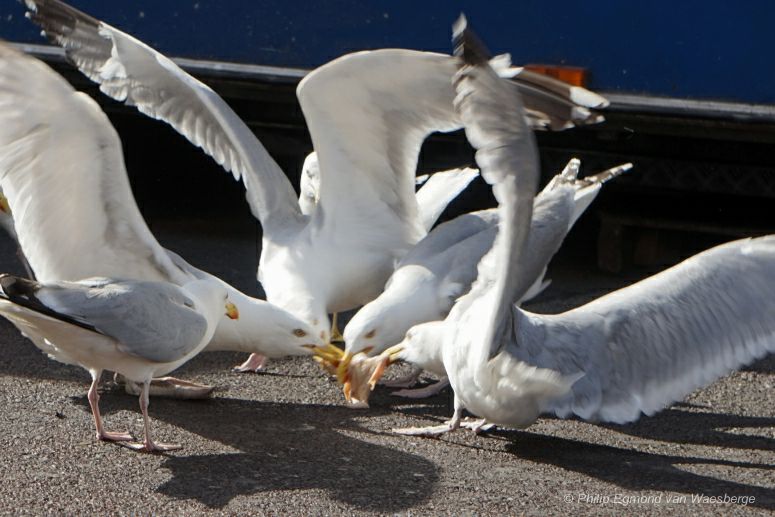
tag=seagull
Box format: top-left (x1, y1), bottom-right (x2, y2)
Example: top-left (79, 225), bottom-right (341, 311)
top-left (0, 273), bottom-right (239, 452)
top-left (25, 0), bottom-right (609, 368)
top-left (338, 159), bottom-right (631, 406)
top-left (0, 42), bottom-right (324, 395)
top-left (381, 18), bottom-right (775, 436)
top-left (234, 156), bottom-right (477, 371)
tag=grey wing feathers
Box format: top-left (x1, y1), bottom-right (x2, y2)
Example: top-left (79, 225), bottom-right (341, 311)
top-left (25, 0), bottom-right (301, 231)
top-left (453, 18), bottom-right (540, 361)
top-left (398, 209), bottom-right (498, 266)
top-left (529, 236), bottom-right (775, 423)
top-left (37, 279), bottom-right (208, 363)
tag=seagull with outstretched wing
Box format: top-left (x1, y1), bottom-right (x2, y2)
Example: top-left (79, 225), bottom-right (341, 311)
top-left (24, 0), bottom-right (609, 374)
top-left (343, 159), bottom-right (631, 406)
top-left (387, 17), bottom-right (775, 436)
top-left (0, 42), bottom-right (324, 397)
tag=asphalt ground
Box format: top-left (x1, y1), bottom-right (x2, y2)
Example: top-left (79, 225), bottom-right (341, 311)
top-left (0, 216), bottom-right (772, 516)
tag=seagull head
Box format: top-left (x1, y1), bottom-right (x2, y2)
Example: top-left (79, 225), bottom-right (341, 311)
top-left (340, 276), bottom-right (438, 384)
top-left (258, 304), bottom-right (327, 358)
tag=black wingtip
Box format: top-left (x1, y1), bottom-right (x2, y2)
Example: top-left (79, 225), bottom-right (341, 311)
top-left (452, 13), bottom-right (492, 65)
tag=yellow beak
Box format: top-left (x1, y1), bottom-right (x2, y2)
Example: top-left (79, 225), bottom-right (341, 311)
top-left (304, 343), bottom-right (344, 363)
top-left (225, 301), bottom-right (239, 320)
top-left (383, 344), bottom-right (404, 363)
top-left (0, 193), bottom-right (10, 214)
top-left (335, 351), bottom-right (354, 385)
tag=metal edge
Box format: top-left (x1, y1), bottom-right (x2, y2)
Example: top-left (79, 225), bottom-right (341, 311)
top-left (603, 92), bottom-right (775, 123)
top-left (11, 42), bottom-right (309, 83)
top-left (13, 43), bottom-right (775, 123)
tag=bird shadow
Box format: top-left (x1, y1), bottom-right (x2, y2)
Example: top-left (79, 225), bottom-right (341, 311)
top-left (499, 430), bottom-right (775, 511)
top-left (601, 404), bottom-right (775, 452)
top-left (68, 393), bottom-right (439, 512)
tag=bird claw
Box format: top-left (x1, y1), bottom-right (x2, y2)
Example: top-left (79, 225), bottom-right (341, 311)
top-left (392, 422), bottom-right (457, 437)
top-left (97, 430), bottom-right (134, 442)
top-left (232, 354), bottom-right (268, 373)
top-left (391, 379), bottom-right (448, 399)
top-left (124, 440), bottom-right (182, 453)
top-left (459, 417), bottom-right (495, 434)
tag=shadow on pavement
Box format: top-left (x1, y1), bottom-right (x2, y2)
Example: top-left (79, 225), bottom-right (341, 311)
top-left (502, 430), bottom-right (775, 511)
top-left (71, 394), bottom-right (440, 512)
top-left (603, 406), bottom-right (775, 451)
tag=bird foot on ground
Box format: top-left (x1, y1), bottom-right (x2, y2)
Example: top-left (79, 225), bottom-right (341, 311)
top-left (391, 379), bottom-right (448, 399)
top-left (392, 421), bottom-right (457, 437)
top-left (124, 440), bottom-right (182, 453)
top-left (97, 430), bottom-right (134, 442)
top-left (232, 353), bottom-right (268, 373)
top-left (459, 417), bottom-right (495, 434)
top-left (123, 377), bottom-right (215, 399)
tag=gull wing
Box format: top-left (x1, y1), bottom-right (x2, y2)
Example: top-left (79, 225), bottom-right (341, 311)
top-left (0, 43), bottom-right (186, 285)
top-left (6, 276), bottom-right (210, 364)
top-left (521, 236), bottom-right (775, 423)
top-left (25, 0), bottom-right (302, 233)
top-left (297, 49), bottom-right (465, 238)
top-left (452, 17), bottom-right (540, 362)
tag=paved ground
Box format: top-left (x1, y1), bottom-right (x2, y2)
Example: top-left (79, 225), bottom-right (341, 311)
top-left (0, 218), bottom-right (772, 516)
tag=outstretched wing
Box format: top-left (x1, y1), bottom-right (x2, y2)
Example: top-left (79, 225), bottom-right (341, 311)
top-left (452, 17), bottom-right (540, 363)
top-left (25, 0), bottom-right (302, 233)
top-left (522, 235), bottom-right (775, 423)
top-left (0, 43), bottom-right (186, 285)
top-left (297, 49), bottom-right (466, 239)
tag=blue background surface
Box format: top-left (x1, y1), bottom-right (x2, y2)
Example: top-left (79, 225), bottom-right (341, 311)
top-left (1, 0), bottom-right (772, 103)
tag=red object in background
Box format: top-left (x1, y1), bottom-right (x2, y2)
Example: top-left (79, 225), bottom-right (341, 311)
top-left (525, 64), bottom-right (588, 87)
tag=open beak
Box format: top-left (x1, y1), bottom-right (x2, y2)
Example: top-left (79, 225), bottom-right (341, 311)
top-left (225, 301), bottom-right (239, 320)
top-left (306, 343), bottom-right (345, 375)
top-left (336, 351), bottom-right (353, 385)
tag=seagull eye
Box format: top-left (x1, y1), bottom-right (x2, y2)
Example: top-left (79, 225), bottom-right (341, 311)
top-left (293, 329), bottom-right (307, 338)
top-left (365, 329), bottom-right (376, 339)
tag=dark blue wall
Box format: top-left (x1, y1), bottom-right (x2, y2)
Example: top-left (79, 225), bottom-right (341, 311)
top-left (2, 1), bottom-right (772, 103)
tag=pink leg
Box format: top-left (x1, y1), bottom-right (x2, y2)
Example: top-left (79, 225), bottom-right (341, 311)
top-left (125, 380), bottom-right (181, 453)
top-left (233, 353), bottom-right (268, 373)
top-left (87, 370), bottom-right (133, 442)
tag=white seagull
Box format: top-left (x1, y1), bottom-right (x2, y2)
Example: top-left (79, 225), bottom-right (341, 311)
top-left (0, 41), bottom-right (324, 395)
top-left (0, 273), bottom-right (239, 452)
top-left (339, 159), bottom-right (631, 405)
top-left (25, 0), bottom-right (609, 371)
top-left (388, 18), bottom-right (775, 436)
